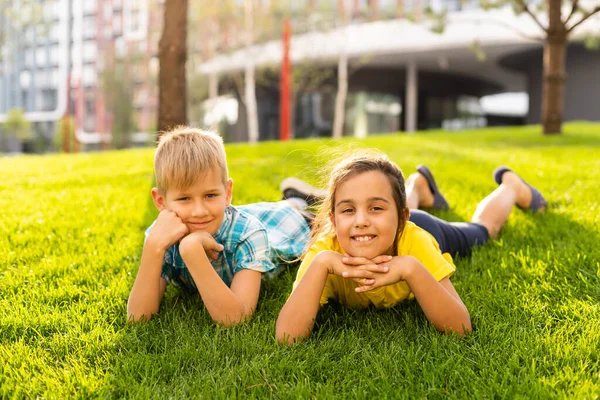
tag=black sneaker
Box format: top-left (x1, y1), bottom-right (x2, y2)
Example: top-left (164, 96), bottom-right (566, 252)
top-left (280, 177), bottom-right (327, 206)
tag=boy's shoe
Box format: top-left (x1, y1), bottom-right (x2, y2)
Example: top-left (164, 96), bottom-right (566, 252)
top-left (280, 177), bottom-right (327, 206)
top-left (416, 165), bottom-right (450, 211)
top-left (493, 166), bottom-right (547, 212)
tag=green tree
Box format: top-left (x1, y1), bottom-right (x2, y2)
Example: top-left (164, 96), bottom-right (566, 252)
top-left (475, 0), bottom-right (600, 135)
top-left (3, 108), bottom-right (31, 138)
top-left (102, 59), bottom-right (137, 149)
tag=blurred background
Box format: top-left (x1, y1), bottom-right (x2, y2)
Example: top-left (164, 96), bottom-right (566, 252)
top-left (0, 0), bottom-right (599, 154)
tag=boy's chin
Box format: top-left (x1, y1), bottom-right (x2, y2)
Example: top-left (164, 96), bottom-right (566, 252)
top-left (187, 225), bottom-right (218, 236)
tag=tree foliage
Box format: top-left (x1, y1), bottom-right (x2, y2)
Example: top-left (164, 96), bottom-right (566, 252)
top-left (101, 59), bottom-right (136, 149)
top-left (478, 0), bottom-right (600, 134)
top-left (3, 108), bottom-right (31, 140)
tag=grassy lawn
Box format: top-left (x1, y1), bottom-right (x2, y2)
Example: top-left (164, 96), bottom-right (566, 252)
top-left (1, 123), bottom-right (599, 398)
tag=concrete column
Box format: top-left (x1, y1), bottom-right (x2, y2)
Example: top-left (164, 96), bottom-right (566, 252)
top-left (208, 72), bottom-right (218, 100)
top-left (405, 61), bottom-right (418, 133)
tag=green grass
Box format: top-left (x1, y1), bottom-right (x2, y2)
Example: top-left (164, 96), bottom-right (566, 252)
top-left (1, 123), bottom-right (599, 399)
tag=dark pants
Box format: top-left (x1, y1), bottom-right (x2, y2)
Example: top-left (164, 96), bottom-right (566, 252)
top-left (408, 209), bottom-right (489, 257)
top-left (300, 209), bottom-right (488, 258)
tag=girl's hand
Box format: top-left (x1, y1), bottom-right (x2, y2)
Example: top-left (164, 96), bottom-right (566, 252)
top-left (341, 255), bottom-right (393, 286)
top-left (179, 231), bottom-right (224, 260)
top-left (313, 250), bottom-right (347, 276)
top-left (343, 256), bottom-right (417, 292)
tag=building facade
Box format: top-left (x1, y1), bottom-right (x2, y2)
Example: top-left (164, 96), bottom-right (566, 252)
top-left (0, 0), bottom-right (159, 152)
top-left (200, 0), bottom-right (600, 142)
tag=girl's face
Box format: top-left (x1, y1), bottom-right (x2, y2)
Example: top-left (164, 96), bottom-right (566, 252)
top-left (331, 170), bottom-right (400, 259)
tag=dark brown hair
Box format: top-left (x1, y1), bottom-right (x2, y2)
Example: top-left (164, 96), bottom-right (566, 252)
top-left (310, 151), bottom-right (408, 256)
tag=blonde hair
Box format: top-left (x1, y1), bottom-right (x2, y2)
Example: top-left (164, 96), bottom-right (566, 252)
top-left (310, 151), bottom-right (408, 256)
top-left (154, 126), bottom-right (228, 193)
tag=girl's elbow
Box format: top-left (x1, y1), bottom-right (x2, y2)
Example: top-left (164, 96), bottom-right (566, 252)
top-left (275, 317), bottom-right (310, 345)
top-left (275, 326), bottom-right (300, 346)
top-left (442, 319), bottom-right (472, 336)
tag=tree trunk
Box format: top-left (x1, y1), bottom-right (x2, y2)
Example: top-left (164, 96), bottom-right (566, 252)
top-left (542, 0), bottom-right (566, 135)
top-left (244, 0), bottom-right (259, 143)
top-left (158, 0), bottom-right (188, 133)
top-left (332, 46), bottom-right (347, 139)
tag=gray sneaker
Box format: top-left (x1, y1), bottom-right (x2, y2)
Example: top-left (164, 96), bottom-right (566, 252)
top-left (280, 177), bottom-right (327, 206)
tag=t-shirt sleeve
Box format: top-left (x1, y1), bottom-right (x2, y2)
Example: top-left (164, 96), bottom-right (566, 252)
top-left (232, 228), bottom-right (277, 274)
top-left (408, 229), bottom-right (456, 282)
top-left (292, 241), bottom-right (336, 306)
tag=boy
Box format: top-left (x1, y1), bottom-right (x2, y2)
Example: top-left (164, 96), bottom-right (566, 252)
top-left (127, 126), bottom-right (311, 325)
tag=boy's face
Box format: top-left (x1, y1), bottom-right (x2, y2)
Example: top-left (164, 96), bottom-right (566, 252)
top-left (331, 170), bottom-right (399, 259)
top-left (152, 168), bottom-right (233, 236)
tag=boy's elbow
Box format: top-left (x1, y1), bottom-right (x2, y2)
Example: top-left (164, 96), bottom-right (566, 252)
top-left (126, 301), bottom-right (157, 323)
top-left (214, 306), bottom-right (254, 328)
top-left (127, 309), bottom-right (154, 323)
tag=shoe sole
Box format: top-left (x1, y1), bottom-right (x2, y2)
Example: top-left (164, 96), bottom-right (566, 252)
top-left (280, 177), bottom-right (327, 205)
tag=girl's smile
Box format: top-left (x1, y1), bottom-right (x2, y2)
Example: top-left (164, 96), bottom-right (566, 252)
top-left (332, 170), bottom-right (400, 259)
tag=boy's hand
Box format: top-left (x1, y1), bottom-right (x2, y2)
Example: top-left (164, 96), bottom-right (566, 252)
top-left (179, 231), bottom-right (224, 261)
top-left (146, 210), bottom-right (189, 252)
top-left (341, 255), bottom-right (417, 292)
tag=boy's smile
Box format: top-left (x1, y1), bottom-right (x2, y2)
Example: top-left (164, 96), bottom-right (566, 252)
top-left (154, 168), bottom-right (233, 236)
top-left (332, 170), bottom-right (399, 259)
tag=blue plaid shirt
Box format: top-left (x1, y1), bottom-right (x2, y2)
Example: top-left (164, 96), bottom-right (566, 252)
top-left (145, 202), bottom-right (310, 291)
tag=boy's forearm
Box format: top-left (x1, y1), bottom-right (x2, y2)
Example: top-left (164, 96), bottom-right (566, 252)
top-left (276, 257), bottom-right (329, 345)
top-left (127, 243), bottom-right (166, 322)
top-left (182, 250), bottom-right (253, 327)
top-left (403, 260), bottom-right (472, 335)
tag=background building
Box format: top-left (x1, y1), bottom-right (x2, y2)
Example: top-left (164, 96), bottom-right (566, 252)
top-left (199, 0), bottom-right (600, 142)
top-left (0, 0), bottom-right (159, 152)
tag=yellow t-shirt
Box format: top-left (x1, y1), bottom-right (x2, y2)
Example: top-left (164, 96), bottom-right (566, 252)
top-left (292, 221), bottom-right (456, 309)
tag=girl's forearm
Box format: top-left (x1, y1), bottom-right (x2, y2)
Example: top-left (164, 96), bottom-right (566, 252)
top-left (183, 251), bottom-right (252, 327)
top-left (276, 258), bottom-right (329, 345)
top-left (127, 243), bottom-right (166, 322)
top-left (404, 261), bottom-right (472, 335)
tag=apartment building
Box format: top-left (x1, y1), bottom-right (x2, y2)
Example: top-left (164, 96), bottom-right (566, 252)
top-left (0, 0), bottom-right (159, 152)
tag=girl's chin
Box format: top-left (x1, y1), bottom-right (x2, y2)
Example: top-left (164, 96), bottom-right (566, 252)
top-left (345, 248), bottom-right (381, 259)
top-left (344, 244), bottom-right (394, 259)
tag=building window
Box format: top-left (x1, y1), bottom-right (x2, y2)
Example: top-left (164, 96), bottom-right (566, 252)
top-left (49, 24), bottom-right (59, 42)
top-left (113, 14), bottom-right (122, 35)
top-left (49, 68), bottom-right (59, 86)
top-left (20, 71), bottom-right (31, 89)
top-left (83, 0), bottom-right (97, 15)
top-left (40, 89), bottom-right (58, 111)
top-left (36, 47), bottom-right (47, 67)
top-left (25, 48), bottom-right (34, 68)
top-left (83, 16), bottom-right (97, 38)
top-left (44, 1), bottom-right (58, 20)
top-left (83, 41), bottom-right (97, 61)
top-left (49, 45), bottom-right (59, 65)
top-left (82, 66), bottom-right (96, 86)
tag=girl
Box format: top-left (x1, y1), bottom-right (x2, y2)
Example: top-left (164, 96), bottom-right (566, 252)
top-left (276, 152), bottom-right (546, 344)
